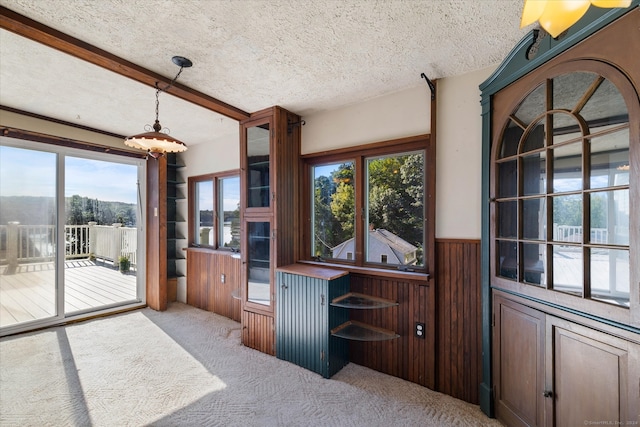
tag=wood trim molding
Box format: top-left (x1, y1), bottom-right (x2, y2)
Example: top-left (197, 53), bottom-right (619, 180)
top-left (300, 134), bottom-right (430, 160)
top-left (0, 126), bottom-right (145, 158)
top-left (1, 105), bottom-right (126, 140)
top-left (0, 5), bottom-right (250, 122)
top-left (436, 238), bottom-right (481, 244)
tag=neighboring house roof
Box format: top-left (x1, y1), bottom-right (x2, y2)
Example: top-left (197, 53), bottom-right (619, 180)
top-left (371, 229), bottom-right (418, 253)
top-left (331, 238), bottom-right (354, 259)
top-left (332, 229), bottom-right (418, 264)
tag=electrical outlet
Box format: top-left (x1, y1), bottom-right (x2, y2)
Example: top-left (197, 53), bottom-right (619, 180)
top-left (415, 322), bottom-right (425, 339)
top-left (220, 274), bottom-right (226, 284)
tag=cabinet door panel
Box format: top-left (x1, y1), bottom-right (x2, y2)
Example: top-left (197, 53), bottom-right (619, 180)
top-left (186, 251), bottom-right (209, 309)
top-left (244, 120), bottom-right (271, 210)
top-left (551, 319), bottom-right (635, 425)
top-left (494, 296), bottom-right (545, 427)
top-left (246, 220), bottom-right (272, 308)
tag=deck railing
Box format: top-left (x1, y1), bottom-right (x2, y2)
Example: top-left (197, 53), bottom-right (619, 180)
top-left (0, 222), bottom-right (137, 268)
top-left (553, 224), bottom-right (611, 244)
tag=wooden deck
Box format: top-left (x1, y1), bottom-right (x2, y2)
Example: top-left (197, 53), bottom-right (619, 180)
top-left (0, 259), bottom-right (137, 328)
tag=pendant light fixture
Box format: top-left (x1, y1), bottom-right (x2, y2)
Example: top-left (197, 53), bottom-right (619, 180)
top-left (520, 0), bottom-right (631, 38)
top-left (124, 56), bottom-right (193, 159)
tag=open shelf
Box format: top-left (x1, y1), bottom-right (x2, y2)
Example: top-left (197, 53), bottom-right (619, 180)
top-left (331, 320), bottom-right (399, 342)
top-left (331, 292), bottom-right (398, 309)
top-left (249, 160), bottom-right (270, 167)
top-left (166, 153), bottom-right (185, 279)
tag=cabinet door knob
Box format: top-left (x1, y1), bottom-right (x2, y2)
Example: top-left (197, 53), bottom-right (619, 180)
top-left (281, 284), bottom-right (288, 290)
top-left (543, 390), bottom-right (553, 398)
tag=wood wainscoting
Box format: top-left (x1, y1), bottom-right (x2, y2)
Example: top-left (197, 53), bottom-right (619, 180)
top-left (349, 274), bottom-right (436, 389)
top-left (185, 239), bottom-right (483, 404)
top-left (436, 238), bottom-right (482, 404)
top-left (347, 239), bottom-right (482, 403)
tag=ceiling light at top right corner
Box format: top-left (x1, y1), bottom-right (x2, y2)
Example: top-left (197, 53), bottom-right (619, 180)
top-left (520, 0), bottom-right (632, 38)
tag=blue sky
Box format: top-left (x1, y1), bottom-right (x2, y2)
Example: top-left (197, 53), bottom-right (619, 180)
top-left (221, 178), bottom-right (240, 211)
top-left (1, 145), bottom-right (138, 204)
top-left (197, 177), bottom-right (240, 212)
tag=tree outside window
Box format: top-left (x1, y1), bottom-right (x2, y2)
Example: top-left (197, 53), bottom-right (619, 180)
top-left (309, 141), bottom-right (429, 270)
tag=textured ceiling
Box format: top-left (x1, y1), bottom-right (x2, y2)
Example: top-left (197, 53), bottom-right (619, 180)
top-left (0, 0), bottom-right (532, 145)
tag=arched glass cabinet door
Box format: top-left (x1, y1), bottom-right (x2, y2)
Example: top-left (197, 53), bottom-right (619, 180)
top-left (491, 61), bottom-right (638, 326)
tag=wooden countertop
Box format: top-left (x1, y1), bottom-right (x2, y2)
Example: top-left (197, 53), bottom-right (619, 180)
top-left (276, 263), bottom-right (349, 280)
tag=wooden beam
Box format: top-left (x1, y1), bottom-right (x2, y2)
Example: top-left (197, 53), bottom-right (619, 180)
top-left (0, 5), bottom-right (250, 122)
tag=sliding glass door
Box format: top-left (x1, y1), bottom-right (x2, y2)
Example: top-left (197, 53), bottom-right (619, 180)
top-left (64, 156), bottom-right (141, 315)
top-left (0, 138), bottom-right (145, 335)
top-left (0, 145), bottom-right (58, 326)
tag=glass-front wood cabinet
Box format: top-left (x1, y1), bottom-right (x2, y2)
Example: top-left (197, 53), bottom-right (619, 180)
top-left (246, 122), bottom-right (271, 210)
top-left (241, 113), bottom-right (274, 315)
top-left (246, 220), bottom-right (272, 306)
top-left (481, 7), bottom-right (640, 424)
top-left (492, 64), bottom-right (635, 324)
top-left (240, 106), bottom-right (302, 353)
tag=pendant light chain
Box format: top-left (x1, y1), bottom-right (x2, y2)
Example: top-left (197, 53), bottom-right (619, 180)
top-left (153, 65), bottom-right (186, 131)
top-left (124, 56), bottom-right (192, 157)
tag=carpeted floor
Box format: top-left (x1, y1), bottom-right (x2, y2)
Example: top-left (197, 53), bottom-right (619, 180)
top-left (0, 303), bottom-right (502, 426)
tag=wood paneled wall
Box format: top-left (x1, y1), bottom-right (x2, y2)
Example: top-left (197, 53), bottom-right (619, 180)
top-left (242, 310), bottom-right (275, 355)
top-left (436, 239), bottom-right (482, 404)
top-left (349, 274), bottom-right (436, 389)
top-left (348, 239), bottom-right (482, 403)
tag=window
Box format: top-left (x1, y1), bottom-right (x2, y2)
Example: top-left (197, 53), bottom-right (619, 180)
top-left (194, 180), bottom-right (214, 245)
top-left (305, 135), bottom-right (433, 271)
top-left (311, 160), bottom-right (355, 260)
top-left (493, 70), bottom-right (632, 308)
top-left (218, 176), bottom-right (241, 249)
top-left (189, 171), bottom-right (240, 250)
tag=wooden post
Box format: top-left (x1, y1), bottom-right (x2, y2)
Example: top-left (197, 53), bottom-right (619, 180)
top-left (146, 156), bottom-right (168, 311)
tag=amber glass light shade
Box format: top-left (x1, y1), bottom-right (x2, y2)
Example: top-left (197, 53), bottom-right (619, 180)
top-left (520, 0), bottom-right (632, 38)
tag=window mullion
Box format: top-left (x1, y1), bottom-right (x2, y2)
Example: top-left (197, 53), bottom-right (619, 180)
top-left (354, 155), bottom-right (365, 266)
top-left (583, 136), bottom-right (591, 300)
top-left (213, 178), bottom-right (219, 248)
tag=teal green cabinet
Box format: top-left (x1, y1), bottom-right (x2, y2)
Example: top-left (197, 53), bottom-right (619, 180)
top-left (276, 264), bottom-right (350, 378)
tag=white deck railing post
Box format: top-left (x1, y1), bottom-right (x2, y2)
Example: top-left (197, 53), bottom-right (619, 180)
top-left (200, 227), bottom-right (211, 245)
top-left (6, 222), bottom-right (19, 274)
top-left (88, 222), bottom-right (97, 258)
top-left (111, 223), bottom-right (122, 264)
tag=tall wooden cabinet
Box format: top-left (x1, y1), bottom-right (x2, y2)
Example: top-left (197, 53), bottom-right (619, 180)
top-left (480, 6), bottom-right (640, 423)
top-left (240, 106), bottom-right (301, 355)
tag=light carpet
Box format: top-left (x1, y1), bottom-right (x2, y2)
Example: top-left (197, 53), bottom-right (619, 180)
top-left (0, 303), bottom-right (502, 426)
